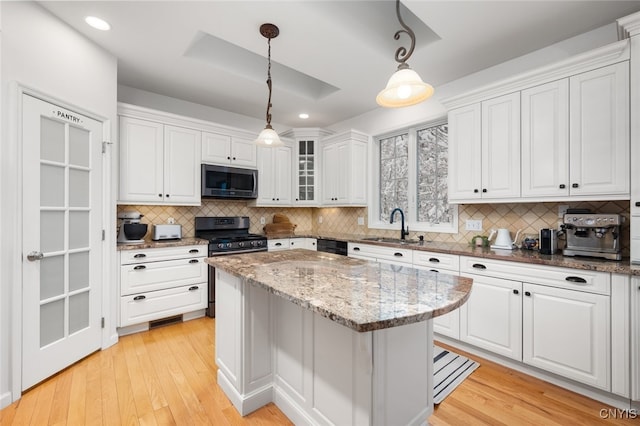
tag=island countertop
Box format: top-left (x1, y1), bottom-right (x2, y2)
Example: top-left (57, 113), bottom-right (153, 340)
top-left (206, 249), bottom-right (473, 332)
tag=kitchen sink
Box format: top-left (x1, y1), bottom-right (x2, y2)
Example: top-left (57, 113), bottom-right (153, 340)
top-left (362, 237), bottom-right (421, 245)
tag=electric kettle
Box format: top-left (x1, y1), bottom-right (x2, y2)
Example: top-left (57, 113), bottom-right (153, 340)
top-left (488, 228), bottom-right (521, 250)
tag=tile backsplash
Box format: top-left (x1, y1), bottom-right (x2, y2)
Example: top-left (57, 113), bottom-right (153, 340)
top-left (119, 200), bottom-right (630, 255)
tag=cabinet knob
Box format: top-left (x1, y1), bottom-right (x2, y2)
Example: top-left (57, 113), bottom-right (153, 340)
top-left (166, 194), bottom-right (170, 198)
top-left (296, 198), bottom-right (299, 201)
top-left (559, 184), bottom-right (566, 189)
top-left (572, 183), bottom-right (579, 188)
top-left (158, 193), bottom-right (162, 197)
top-left (525, 291), bottom-right (531, 297)
top-left (513, 289), bottom-right (519, 295)
top-left (272, 198), bottom-right (275, 201)
top-left (227, 156), bottom-right (231, 160)
top-left (232, 157), bottom-right (236, 160)
top-left (482, 189), bottom-right (487, 193)
top-left (276, 198), bottom-right (280, 201)
top-left (473, 189), bottom-right (479, 193)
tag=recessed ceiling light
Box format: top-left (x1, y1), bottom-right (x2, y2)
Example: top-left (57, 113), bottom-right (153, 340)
top-left (85, 16), bottom-right (111, 31)
top-left (299, 113), bottom-right (309, 119)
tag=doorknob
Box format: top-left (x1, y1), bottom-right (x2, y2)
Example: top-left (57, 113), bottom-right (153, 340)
top-left (27, 251), bottom-right (44, 261)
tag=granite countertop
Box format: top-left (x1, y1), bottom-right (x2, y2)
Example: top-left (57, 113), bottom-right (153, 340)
top-left (116, 237), bottom-right (208, 251)
top-left (206, 249), bottom-right (473, 333)
top-left (265, 232), bottom-right (639, 275)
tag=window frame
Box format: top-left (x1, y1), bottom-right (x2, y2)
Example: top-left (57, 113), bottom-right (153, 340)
top-left (368, 118), bottom-right (458, 234)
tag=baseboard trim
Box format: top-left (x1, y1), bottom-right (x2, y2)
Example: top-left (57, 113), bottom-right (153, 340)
top-left (273, 386), bottom-right (318, 426)
top-left (0, 391), bottom-right (13, 410)
top-left (217, 370), bottom-right (273, 416)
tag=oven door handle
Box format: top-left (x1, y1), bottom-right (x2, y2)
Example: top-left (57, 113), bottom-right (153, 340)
top-left (208, 247), bottom-right (268, 256)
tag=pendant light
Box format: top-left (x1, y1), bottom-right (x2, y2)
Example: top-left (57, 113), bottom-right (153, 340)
top-left (376, 0), bottom-right (434, 108)
top-left (255, 23), bottom-right (284, 147)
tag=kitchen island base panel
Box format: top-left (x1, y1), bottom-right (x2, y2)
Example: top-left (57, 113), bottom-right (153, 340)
top-left (215, 269), bottom-right (435, 425)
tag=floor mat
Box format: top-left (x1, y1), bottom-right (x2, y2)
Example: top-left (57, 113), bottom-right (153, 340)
top-left (433, 345), bottom-right (480, 404)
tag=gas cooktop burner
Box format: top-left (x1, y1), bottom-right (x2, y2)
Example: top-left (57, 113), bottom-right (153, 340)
top-left (194, 216), bottom-right (267, 254)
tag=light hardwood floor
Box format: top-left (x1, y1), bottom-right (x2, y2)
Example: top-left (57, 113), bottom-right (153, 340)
top-left (1, 317), bottom-right (636, 425)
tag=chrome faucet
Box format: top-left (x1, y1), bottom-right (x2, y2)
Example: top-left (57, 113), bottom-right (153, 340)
top-left (390, 208), bottom-right (409, 240)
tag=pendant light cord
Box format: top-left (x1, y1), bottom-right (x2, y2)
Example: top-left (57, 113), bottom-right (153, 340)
top-left (265, 37), bottom-right (273, 128)
top-left (394, 0), bottom-right (415, 69)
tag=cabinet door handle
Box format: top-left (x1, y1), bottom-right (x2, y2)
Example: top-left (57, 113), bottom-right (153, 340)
top-left (275, 242), bottom-right (282, 246)
top-left (524, 291), bottom-right (531, 297)
top-left (565, 276), bottom-right (587, 284)
top-left (133, 253), bottom-right (146, 258)
top-left (188, 286), bottom-right (199, 291)
top-left (559, 184), bottom-right (566, 189)
top-left (133, 295), bottom-right (146, 301)
top-left (189, 259), bottom-right (199, 264)
top-left (572, 183), bottom-right (579, 188)
top-left (472, 263), bottom-right (486, 270)
top-left (635, 202), bottom-right (640, 207)
top-left (394, 252), bottom-right (403, 257)
top-left (189, 249), bottom-right (199, 254)
top-left (133, 265), bottom-right (146, 270)
top-left (430, 269), bottom-right (439, 273)
top-left (513, 289), bottom-right (519, 295)
top-left (428, 257), bottom-right (440, 263)
top-left (353, 247), bottom-right (360, 251)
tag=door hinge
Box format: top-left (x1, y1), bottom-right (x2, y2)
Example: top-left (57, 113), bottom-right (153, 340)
top-left (102, 140), bottom-right (113, 153)
top-left (101, 317), bottom-right (105, 328)
top-left (102, 229), bottom-right (105, 241)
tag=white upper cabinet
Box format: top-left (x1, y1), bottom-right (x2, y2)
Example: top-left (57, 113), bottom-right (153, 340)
top-left (254, 143), bottom-right (293, 206)
top-left (119, 116), bottom-right (201, 205)
top-left (321, 130), bottom-right (368, 206)
top-left (202, 131), bottom-right (257, 168)
top-left (481, 92), bottom-right (521, 199)
top-left (569, 62), bottom-right (630, 197)
top-left (445, 40), bottom-right (630, 203)
top-left (521, 79), bottom-right (570, 198)
top-left (448, 104), bottom-right (482, 201)
top-left (448, 93), bottom-right (520, 202)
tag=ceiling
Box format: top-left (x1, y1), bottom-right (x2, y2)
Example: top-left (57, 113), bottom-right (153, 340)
top-left (40, 1), bottom-right (640, 129)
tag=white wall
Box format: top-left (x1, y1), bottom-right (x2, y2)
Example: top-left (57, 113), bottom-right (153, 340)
top-left (0, 1), bottom-right (117, 406)
top-left (118, 84), bottom-right (282, 134)
top-left (329, 22), bottom-right (621, 136)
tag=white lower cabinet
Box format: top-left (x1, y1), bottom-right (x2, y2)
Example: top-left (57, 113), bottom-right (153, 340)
top-left (268, 238), bottom-right (290, 251)
top-left (460, 274), bottom-right (523, 360)
top-left (347, 243), bottom-right (412, 265)
top-left (522, 282), bottom-right (610, 390)
top-left (632, 277), bottom-right (640, 402)
top-left (118, 245), bottom-right (207, 329)
top-left (289, 238), bottom-right (317, 250)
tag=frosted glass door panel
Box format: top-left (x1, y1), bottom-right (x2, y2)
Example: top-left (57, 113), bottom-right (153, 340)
top-left (40, 255), bottom-right (64, 300)
top-left (40, 117), bottom-right (65, 163)
top-left (69, 292), bottom-right (90, 334)
top-left (69, 211), bottom-right (89, 249)
top-left (69, 126), bottom-right (90, 167)
top-left (40, 164), bottom-right (64, 207)
top-left (69, 169), bottom-right (90, 207)
top-left (40, 211), bottom-right (64, 253)
top-left (40, 299), bottom-right (64, 347)
top-left (69, 251), bottom-right (89, 292)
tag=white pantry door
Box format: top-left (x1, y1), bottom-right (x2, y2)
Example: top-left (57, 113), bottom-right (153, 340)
top-left (21, 94), bottom-right (103, 390)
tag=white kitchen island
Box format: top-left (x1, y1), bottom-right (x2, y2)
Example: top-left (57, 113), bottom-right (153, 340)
top-left (206, 250), bottom-right (472, 426)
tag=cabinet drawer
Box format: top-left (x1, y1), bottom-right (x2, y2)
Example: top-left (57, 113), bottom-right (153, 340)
top-left (120, 284), bottom-right (207, 327)
top-left (460, 256), bottom-right (610, 295)
top-left (413, 250), bottom-right (459, 272)
top-left (348, 243), bottom-right (413, 264)
top-left (121, 257), bottom-right (207, 295)
top-left (120, 245), bottom-right (206, 264)
top-left (268, 238), bottom-right (290, 251)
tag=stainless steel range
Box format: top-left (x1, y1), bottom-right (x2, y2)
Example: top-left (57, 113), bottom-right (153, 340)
top-left (195, 216), bottom-right (267, 317)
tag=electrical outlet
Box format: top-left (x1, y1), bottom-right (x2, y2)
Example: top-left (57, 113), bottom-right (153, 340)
top-left (465, 219), bottom-right (482, 231)
top-left (167, 217), bottom-right (175, 224)
top-left (260, 217), bottom-right (265, 225)
top-left (357, 216), bottom-right (365, 226)
top-left (318, 216), bottom-right (323, 224)
top-left (558, 205), bottom-right (569, 218)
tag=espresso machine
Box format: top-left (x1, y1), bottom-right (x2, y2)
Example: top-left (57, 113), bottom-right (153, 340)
top-left (562, 213), bottom-right (623, 260)
top-left (117, 211), bottom-right (148, 244)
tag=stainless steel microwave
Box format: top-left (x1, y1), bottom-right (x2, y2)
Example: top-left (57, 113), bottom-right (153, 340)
top-left (201, 164), bottom-right (258, 199)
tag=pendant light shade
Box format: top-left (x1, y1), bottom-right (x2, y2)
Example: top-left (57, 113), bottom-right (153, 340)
top-left (255, 23), bottom-right (283, 147)
top-left (377, 0), bottom-right (434, 108)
